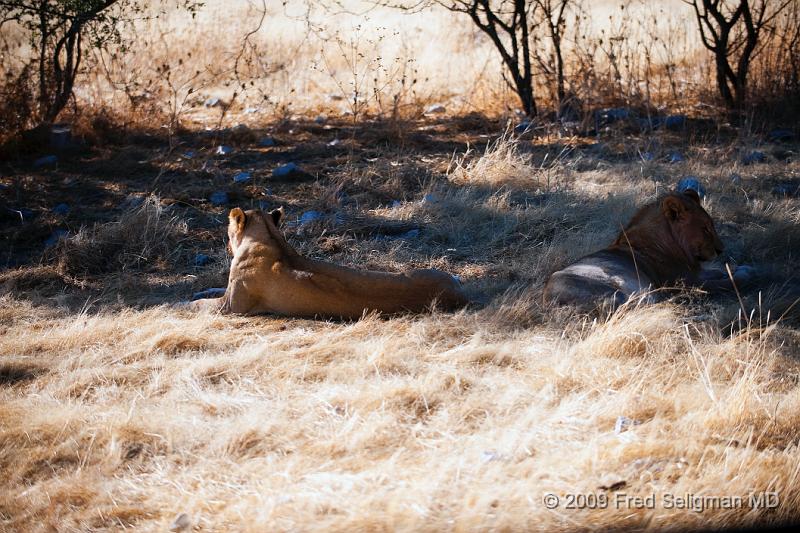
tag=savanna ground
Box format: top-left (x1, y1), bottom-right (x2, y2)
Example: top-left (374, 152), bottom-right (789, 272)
top-left (2, 1), bottom-right (800, 532)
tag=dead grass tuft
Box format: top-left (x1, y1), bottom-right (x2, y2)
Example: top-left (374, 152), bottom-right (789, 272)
top-left (46, 196), bottom-right (189, 277)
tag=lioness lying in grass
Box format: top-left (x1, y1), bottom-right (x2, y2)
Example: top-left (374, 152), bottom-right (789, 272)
top-left (543, 190), bottom-right (755, 311)
top-left (189, 207), bottom-right (469, 319)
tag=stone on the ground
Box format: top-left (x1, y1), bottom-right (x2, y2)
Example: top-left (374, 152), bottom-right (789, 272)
top-left (272, 162), bottom-right (298, 178)
top-left (52, 203), bottom-right (70, 216)
top-left (667, 152), bottom-right (684, 163)
top-left (233, 172), bottom-right (251, 183)
top-left (299, 210), bottom-right (322, 225)
top-left (50, 124), bottom-right (72, 150)
top-left (664, 114), bottom-right (687, 130)
top-left (191, 288), bottom-right (226, 300)
top-left (33, 155), bottom-right (58, 168)
top-left (422, 193), bottom-right (438, 204)
top-left (597, 107), bottom-right (632, 125)
top-left (193, 254), bottom-right (211, 267)
top-left (768, 129), bottom-right (794, 142)
top-left (243, 107), bottom-right (260, 114)
top-left (327, 138), bottom-right (341, 147)
top-left (773, 182), bottom-right (800, 197)
top-left (614, 416), bottom-right (639, 434)
top-left (742, 151), bottom-right (766, 165)
top-left (169, 512), bottom-right (192, 532)
top-left (676, 177), bottom-right (705, 198)
top-left (514, 121), bottom-right (531, 134)
top-left (44, 229), bottom-right (69, 247)
top-left (425, 104), bottom-right (446, 114)
top-left (204, 97), bottom-right (221, 107)
top-left (209, 191), bottom-right (229, 206)
top-left (398, 229), bottom-right (420, 240)
top-left (215, 145), bottom-right (233, 155)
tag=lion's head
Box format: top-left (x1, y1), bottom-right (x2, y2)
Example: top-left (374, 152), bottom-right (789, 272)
top-left (227, 206), bottom-right (287, 257)
top-left (660, 190), bottom-right (724, 264)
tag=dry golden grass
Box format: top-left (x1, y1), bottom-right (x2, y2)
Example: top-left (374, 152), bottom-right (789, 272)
top-left (2, 127), bottom-right (800, 531)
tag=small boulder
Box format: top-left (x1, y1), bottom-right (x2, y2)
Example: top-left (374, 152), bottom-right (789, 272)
top-left (742, 151), bottom-right (766, 165)
top-left (193, 254), bottom-right (211, 267)
top-left (209, 191), bottom-right (229, 206)
top-left (421, 193), bottom-right (438, 204)
top-left (773, 182), bottom-right (800, 197)
top-left (259, 137), bottom-right (276, 147)
top-left (272, 162), bottom-right (298, 178)
top-left (33, 155), bottom-right (58, 168)
top-left (667, 152), bottom-right (684, 164)
top-left (664, 114), bottom-right (687, 130)
top-left (44, 229), bottom-right (69, 248)
top-left (204, 97), bottom-right (221, 108)
top-left (676, 177), bottom-right (705, 199)
top-left (614, 416), bottom-right (640, 434)
top-left (514, 121), bottom-right (532, 135)
top-left (397, 229), bottom-right (420, 240)
top-left (52, 203), bottom-right (70, 216)
top-left (425, 104), bottom-right (446, 115)
top-left (169, 512), bottom-right (192, 532)
top-left (768, 129), bottom-right (794, 142)
top-left (192, 288), bottom-right (226, 300)
top-left (299, 210), bottom-right (322, 225)
top-left (233, 172), bottom-right (251, 183)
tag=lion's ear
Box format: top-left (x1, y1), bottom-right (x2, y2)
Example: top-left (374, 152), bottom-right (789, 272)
top-left (682, 189), bottom-right (701, 204)
top-left (229, 207), bottom-right (247, 234)
top-left (661, 196), bottom-right (686, 221)
top-left (269, 207), bottom-right (284, 227)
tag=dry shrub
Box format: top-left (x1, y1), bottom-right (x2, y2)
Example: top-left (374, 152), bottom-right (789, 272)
top-left (46, 196), bottom-right (188, 277)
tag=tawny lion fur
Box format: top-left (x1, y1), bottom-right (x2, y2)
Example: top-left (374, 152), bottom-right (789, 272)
top-left (543, 190), bottom-right (740, 310)
top-left (190, 207), bottom-right (469, 319)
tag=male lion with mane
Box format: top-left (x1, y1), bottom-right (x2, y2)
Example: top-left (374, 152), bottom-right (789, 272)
top-left (543, 190), bottom-right (753, 311)
top-left (189, 207), bottom-right (469, 319)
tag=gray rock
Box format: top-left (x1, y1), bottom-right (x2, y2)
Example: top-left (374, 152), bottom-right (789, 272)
top-left (768, 129), bottom-right (793, 142)
top-left (773, 182), bottom-right (800, 197)
top-left (299, 210), bottom-right (322, 225)
top-left (209, 191), bottom-right (229, 206)
top-left (192, 288), bottom-right (226, 300)
top-left (514, 121), bottom-right (531, 134)
top-left (215, 145), bottom-right (233, 156)
top-left (742, 151), bottom-right (766, 165)
top-left (272, 162), bottom-right (298, 178)
top-left (33, 155), bottom-right (58, 168)
top-left (193, 254), bottom-right (211, 267)
top-left (664, 114), bottom-right (687, 130)
top-left (397, 229), bottom-right (420, 239)
top-left (169, 512), bottom-right (192, 531)
top-left (425, 104), bottom-right (446, 114)
top-left (50, 123), bottom-right (72, 150)
top-left (667, 152), bottom-right (684, 164)
top-left (44, 229), bottom-right (69, 247)
top-left (422, 193), bottom-right (438, 204)
top-left (614, 416), bottom-right (640, 434)
top-left (233, 172), bottom-right (251, 183)
top-left (204, 97), bottom-right (221, 107)
top-left (676, 177), bottom-right (705, 198)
